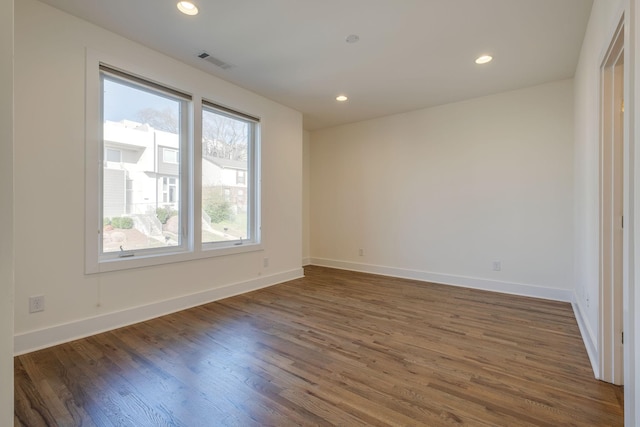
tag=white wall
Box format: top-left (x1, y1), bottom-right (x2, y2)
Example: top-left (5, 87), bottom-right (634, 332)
top-left (573, 0), bottom-right (625, 377)
top-left (0, 0), bottom-right (14, 422)
top-left (303, 130), bottom-right (311, 265)
top-left (13, 0), bottom-right (303, 353)
top-left (310, 79), bottom-right (574, 301)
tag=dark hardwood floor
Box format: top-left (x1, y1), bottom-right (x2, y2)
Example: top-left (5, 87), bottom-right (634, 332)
top-left (15, 266), bottom-right (623, 426)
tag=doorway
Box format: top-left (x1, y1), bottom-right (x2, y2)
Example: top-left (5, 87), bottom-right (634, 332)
top-left (599, 18), bottom-right (624, 385)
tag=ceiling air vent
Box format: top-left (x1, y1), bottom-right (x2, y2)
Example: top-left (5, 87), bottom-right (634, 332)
top-left (197, 52), bottom-right (233, 70)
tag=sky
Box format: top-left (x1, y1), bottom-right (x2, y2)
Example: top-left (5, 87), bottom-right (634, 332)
top-left (103, 77), bottom-right (179, 123)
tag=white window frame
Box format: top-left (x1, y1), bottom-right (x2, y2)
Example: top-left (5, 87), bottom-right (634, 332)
top-left (85, 50), bottom-right (262, 274)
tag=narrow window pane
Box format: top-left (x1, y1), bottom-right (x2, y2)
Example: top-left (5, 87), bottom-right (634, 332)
top-left (202, 108), bottom-right (251, 244)
top-left (101, 74), bottom-right (184, 254)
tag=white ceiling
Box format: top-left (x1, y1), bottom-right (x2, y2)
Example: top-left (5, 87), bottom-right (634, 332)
top-left (37, 0), bottom-right (594, 130)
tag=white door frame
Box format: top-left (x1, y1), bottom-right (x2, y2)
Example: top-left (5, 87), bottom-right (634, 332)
top-left (599, 16), bottom-right (625, 386)
top-left (627, 0), bottom-right (640, 422)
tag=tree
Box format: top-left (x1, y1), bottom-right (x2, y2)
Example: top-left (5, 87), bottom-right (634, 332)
top-left (135, 107), bottom-right (178, 133)
top-left (202, 112), bottom-right (248, 161)
top-left (134, 107), bottom-right (248, 162)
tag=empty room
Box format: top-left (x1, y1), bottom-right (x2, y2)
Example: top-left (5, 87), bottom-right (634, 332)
top-left (3, 0), bottom-right (640, 426)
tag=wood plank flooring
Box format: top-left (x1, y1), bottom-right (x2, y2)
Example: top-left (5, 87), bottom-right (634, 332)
top-left (15, 266), bottom-right (624, 426)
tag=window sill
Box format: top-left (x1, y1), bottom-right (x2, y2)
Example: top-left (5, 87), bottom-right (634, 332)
top-left (87, 242), bottom-right (263, 274)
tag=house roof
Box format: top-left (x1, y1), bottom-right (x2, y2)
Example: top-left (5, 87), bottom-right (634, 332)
top-left (204, 156), bottom-right (247, 171)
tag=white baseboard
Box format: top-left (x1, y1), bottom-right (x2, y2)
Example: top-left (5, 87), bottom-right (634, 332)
top-left (14, 268), bottom-right (304, 356)
top-left (572, 299), bottom-right (600, 379)
top-left (309, 258), bottom-right (574, 302)
top-left (302, 257), bottom-right (311, 266)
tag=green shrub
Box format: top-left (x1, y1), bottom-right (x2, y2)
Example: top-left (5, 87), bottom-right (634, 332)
top-left (111, 216), bottom-right (134, 229)
top-left (156, 206), bottom-right (177, 224)
top-left (103, 217), bottom-right (111, 226)
top-left (204, 201), bottom-right (232, 223)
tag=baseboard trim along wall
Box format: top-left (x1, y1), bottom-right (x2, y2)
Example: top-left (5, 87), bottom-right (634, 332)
top-left (14, 268), bottom-right (304, 356)
top-left (302, 257), bottom-right (311, 266)
top-left (310, 258), bottom-right (574, 302)
top-left (572, 299), bottom-right (600, 379)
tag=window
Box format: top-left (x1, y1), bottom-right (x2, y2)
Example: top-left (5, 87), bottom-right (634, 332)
top-left (105, 148), bottom-right (121, 163)
top-left (100, 66), bottom-right (188, 257)
top-left (162, 177), bottom-right (178, 203)
top-left (202, 102), bottom-right (258, 246)
top-left (237, 170), bottom-right (246, 185)
top-left (163, 148), bottom-right (178, 164)
top-left (86, 58), bottom-right (261, 273)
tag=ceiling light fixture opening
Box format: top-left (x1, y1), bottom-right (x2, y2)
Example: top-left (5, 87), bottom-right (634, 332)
top-left (336, 95), bottom-right (348, 102)
top-left (177, 1), bottom-right (198, 15)
top-left (475, 55), bottom-right (493, 65)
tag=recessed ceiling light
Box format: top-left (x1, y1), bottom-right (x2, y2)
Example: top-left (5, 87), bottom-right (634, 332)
top-left (177, 1), bottom-right (198, 15)
top-left (345, 34), bottom-right (360, 44)
top-left (475, 55), bottom-right (493, 65)
top-left (336, 95), bottom-right (348, 102)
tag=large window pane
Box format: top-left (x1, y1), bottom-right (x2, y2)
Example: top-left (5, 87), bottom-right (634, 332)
top-left (202, 107), bottom-right (254, 244)
top-left (101, 72), bottom-right (186, 254)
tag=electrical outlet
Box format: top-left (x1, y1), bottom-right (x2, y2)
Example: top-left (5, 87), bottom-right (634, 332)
top-left (29, 295), bottom-right (45, 313)
top-left (492, 261), bottom-right (501, 271)
top-left (359, 248), bottom-right (364, 256)
top-left (263, 257), bottom-right (269, 268)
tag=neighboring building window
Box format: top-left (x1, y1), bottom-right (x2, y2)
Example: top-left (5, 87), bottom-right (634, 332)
top-left (202, 102), bottom-right (259, 246)
top-left (106, 148), bottom-right (121, 163)
top-left (99, 65), bottom-right (188, 257)
top-left (237, 170), bottom-right (246, 185)
top-left (162, 177), bottom-right (178, 203)
top-left (163, 148), bottom-right (178, 164)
